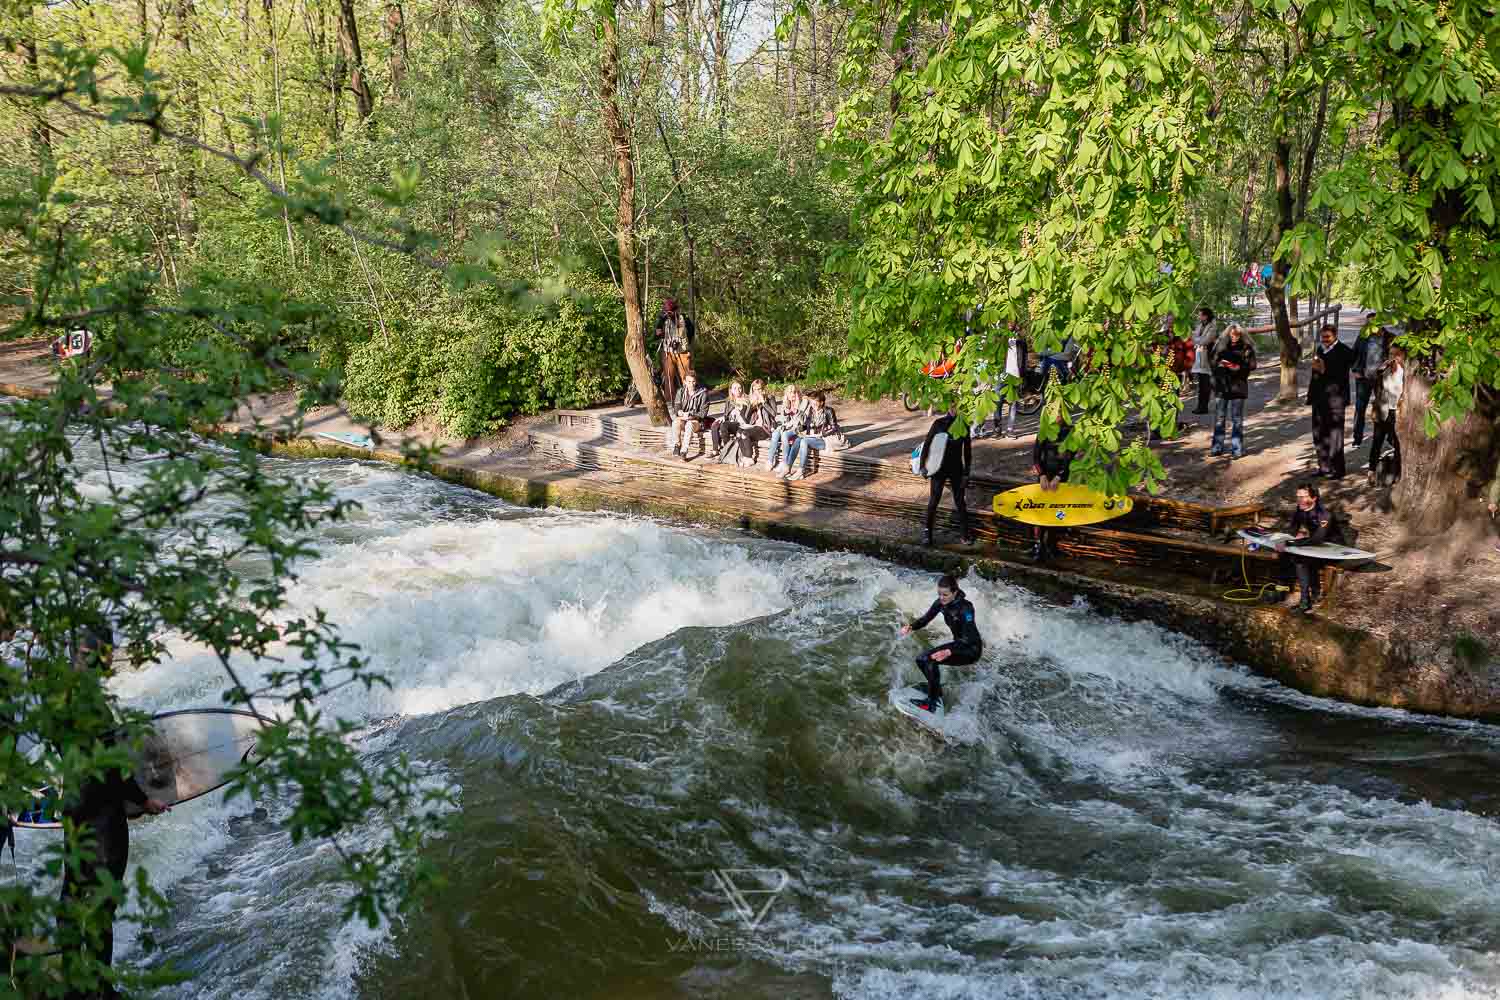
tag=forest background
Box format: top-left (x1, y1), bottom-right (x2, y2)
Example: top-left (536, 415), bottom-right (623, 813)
top-left (1, 0), bottom-right (1496, 508)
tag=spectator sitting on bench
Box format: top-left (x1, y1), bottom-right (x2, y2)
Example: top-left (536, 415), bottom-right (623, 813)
top-left (783, 390), bottom-right (844, 481)
top-left (767, 384), bottom-right (805, 475)
top-left (667, 370), bottom-right (710, 461)
top-left (711, 380), bottom-right (748, 463)
top-left (735, 381), bottom-right (775, 468)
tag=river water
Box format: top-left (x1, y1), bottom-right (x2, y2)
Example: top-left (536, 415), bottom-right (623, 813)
top-left (15, 454), bottom-right (1500, 999)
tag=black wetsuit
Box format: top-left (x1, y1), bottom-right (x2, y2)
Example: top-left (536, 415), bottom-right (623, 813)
top-left (59, 753), bottom-right (148, 999)
top-left (921, 415), bottom-right (973, 541)
top-left (908, 589), bottom-right (984, 706)
top-left (1285, 501), bottom-right (1343, 607)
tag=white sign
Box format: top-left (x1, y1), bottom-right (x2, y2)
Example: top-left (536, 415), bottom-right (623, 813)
top-left (50, 328), bottom-right (92, 359)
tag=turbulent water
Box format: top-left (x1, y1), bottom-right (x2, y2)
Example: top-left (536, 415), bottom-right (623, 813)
top-left (13, 453), bottom-right (1500, 999)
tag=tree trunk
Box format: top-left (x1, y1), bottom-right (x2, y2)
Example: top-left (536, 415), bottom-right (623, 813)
top-left (385, 3), bottom-right (408, 97)
top-left (1236, 154), bottom-right (1257, 262)
top-left (338, 0), bottom-right (373, 126)
top-left (1392, 373), bottom-right (1500, 535)
top-left (710, 0), bottom-right (728, 135)
top-left (1268, 137), bottom-right (1300, 402)
top-left (602, 15), bottom-right (667, 425)
top-left (172, 0), bottom-right (201, 243)
top-left (656, 113), bottom-right (700, 323)
top-left (20, 35), bottom-right (50, 163)
top-left (330, 2), bottom-right (345, 138)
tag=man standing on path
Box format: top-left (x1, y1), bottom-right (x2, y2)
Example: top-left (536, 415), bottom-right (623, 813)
top-left (1351, 314), bottom-right (1385, 449)
top-left (1308, 324), bottom-right (1356, 479)
top-left (654, 297), bottom-right (695, 404)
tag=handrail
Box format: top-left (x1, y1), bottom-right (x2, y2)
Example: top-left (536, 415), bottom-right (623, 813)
top-left (1242, 302), bottom-right (1342, 337)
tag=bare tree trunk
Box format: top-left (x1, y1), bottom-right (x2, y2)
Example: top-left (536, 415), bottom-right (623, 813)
top-left (1268, 136), bottom-right (1300, 402)
top-left (338, 0), bottom-right (374, 126)
top-left (710, 0), bottom-right (728, 135)
top-left (602, 15), bottom-right (667, 425)
top-left (172, 0), bottom-right (201, 243)
top-left (787, 15), bottom-right (799, 119)
top-left (330, 2), bottom-right (345, 138)
top-left (656, 113), bottom-right (700, 322)
top-left (1393, 373), bottom-right (1500, 535)
top-left (20, 35), bottom-right (50, 163)
top-left (385, 2), bottom-right (408, 97)
top-left (1236, 154), bottom-right (1257, 262)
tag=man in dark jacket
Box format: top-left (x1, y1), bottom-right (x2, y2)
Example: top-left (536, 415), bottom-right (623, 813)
top-left (1350, 313), bottom-right (1385, 448)
top-left (1209, 325), bottom-right (1256, 459)
top-left (918, 411), bottom-right (974, 547)
top-left (667, 371), bottom-right (710, 460)
top-left (898, 574), bottom-right (984, 713)
top-left (1308, 324), bottom-right (1356, 478)
top-left (1276, 482), bottom-right (1345, 613)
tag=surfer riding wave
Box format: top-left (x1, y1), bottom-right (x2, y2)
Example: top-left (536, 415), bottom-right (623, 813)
top-left (898, 575), bottom-right (984, 713)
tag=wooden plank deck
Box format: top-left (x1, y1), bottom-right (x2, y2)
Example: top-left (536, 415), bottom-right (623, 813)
top-left (530, 421), bottom-right (1288, 588)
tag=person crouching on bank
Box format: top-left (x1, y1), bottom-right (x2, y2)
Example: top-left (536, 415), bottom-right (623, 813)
top-left (1028, 417), bottom-right (1073, 562)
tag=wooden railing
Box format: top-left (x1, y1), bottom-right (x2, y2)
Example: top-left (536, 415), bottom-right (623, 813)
top-left (1243, 302), bottom-right (1343, 351)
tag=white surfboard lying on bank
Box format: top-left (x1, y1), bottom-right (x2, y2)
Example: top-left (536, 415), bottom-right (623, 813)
top-left (1237, 528), bottom-right (1376, 565)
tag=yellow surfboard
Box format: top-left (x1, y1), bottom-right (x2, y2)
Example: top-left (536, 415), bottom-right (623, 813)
top-left (991, 483), bottom-right (1134, 527)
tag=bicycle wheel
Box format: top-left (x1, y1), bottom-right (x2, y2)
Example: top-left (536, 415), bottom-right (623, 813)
top-left (900, 392), bottom-right (921, 412)
top-left (1016, 390), bottom-right (1044, 416)
top-left (624, 383), bottom-right (640, 408)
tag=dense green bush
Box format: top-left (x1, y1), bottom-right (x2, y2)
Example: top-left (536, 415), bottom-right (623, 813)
top-left (341, 276), bottom-right (629, 438)
top-left (1191, 264), bottom-right (1254, 323)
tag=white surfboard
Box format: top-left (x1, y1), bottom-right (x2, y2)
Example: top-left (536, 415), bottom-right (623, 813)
top-left (889, 685), bottom-right (978, 745)
top-left (1237, 528), bottom-right (1376, 565)
top-left (10, 708), bottom-right (271, 830)
top-left (910, 433), bottom-right (949, 477)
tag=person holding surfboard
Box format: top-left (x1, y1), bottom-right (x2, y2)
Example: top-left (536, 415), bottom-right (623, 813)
top-left (1028, 416), bottom-right (1073, 562)
top-left (898, 574), bottom-right (984, 714)
top-left (59, 628), bottom-right (169, 997)
top-left (1276, 483), bottom-right (1345, 613)
top-left (918, 411), bottom-right (974, 547)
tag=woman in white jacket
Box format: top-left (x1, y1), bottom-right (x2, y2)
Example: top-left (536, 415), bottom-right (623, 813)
top-left (1190, 307), bottom-right (1219, 414)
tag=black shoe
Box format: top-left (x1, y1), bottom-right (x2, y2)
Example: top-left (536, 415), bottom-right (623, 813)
top-left (909, 697), bottom-right (942, 714)
top-left (1298, 603), bottom-right (1316, 615)
top-left (961, 534), bottom-right (977, 547)
top-left (923, 530), bottom-right (935, 547)
top-left (1028, 541), bottom-right (1044, 561)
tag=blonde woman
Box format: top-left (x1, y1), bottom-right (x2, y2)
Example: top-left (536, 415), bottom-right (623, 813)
top-left (711, 381), bottom-right (748, 463)
top-left (767, 384), bottom-right (804, 474)
top-left (736, 384), bottom-right (775, 467)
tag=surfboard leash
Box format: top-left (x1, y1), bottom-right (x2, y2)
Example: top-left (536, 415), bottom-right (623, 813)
top-left (1222, 548), bottom-right (1292, 604)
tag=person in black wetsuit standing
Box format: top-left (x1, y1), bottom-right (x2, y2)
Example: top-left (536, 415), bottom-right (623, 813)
top-left (898, 574), bottom-right (984, 714)
top-left (59, 628), bottom-right (168, 1000)
top-left (919, 412), bottom-right (975, 547)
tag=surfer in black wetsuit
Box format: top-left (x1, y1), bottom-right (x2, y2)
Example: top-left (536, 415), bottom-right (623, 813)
top-left (1028, 416), bottom-right (1073, 562)
top-left (58, 628), bottom-right (168, 1000)
top-left (919, 412), bottom-right (975, 547)
top-left (1275, 482), bottom-right (1344, 615)
top-left (898, 575), bottom-right (984, 713)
